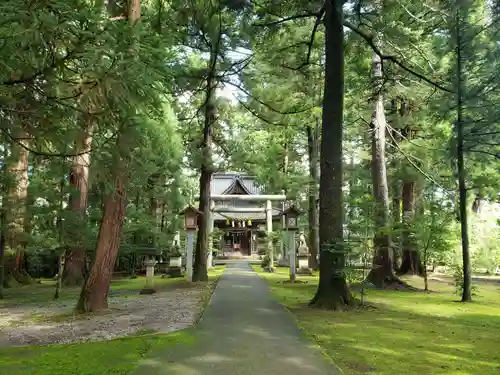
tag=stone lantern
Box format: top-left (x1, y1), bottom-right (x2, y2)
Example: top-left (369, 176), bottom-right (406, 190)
top-left (284, 206), bottom-right (312, 276)
top-left (283, 206), bottom-right (300, 280)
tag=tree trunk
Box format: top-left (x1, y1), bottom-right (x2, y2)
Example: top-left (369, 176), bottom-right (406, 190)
top-left (398, 180), bottom-right (424, 275)
top-left (309, 0), bottom-right (354, 309)
top-left (7, 129), bottom-right (30, 284)
top-left (194, 168), bottom-right (210, 282)
top-left (389, 100), bottom-right (402, 270)
top-left (365, 47), bottom-right (397, 288)
top-left (391, 178), bottom-right (401, 270)
top-left (0, 148), bottom-right (7, 297)
top-left (307, 122), bottom-right (319, 270)
top-left (193, 34), bottom-right (219, 282)
top-left (76, 0), bottom-right (140, 312)
top-left (63, 121), bottom-right (93, 286)
top-left (471, 193), bottom-right (482, 214)
top-left (455, 4), bottom-right (472, 302)
top-left (75, 172), bottom-right (126, 312)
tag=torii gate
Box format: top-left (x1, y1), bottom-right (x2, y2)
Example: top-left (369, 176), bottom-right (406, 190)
top-left (208, 194), bottom-right (287, 267)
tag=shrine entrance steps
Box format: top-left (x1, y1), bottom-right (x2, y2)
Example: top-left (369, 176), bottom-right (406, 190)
top-left (129, 261), bottom-right (340, 375)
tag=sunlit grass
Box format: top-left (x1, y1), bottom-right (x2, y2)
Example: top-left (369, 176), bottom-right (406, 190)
top-left (0, 266), bottom-right (225, 374)
top-left (0, 330), bottom-right (194, 375)
top-left (253, 265), bottom-right (500, 375)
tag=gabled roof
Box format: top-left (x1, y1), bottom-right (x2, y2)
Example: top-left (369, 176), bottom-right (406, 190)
top-left (210, 172), bottom-right (282, 221)
top-left (211, 172), bottom-right (262, 196)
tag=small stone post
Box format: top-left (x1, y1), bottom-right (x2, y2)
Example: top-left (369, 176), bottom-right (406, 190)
top-left (207, 200), bottom-right (215, 269)
top-left (289, 232), bottom-right (296, 282)
top-left (186, 229), bottom-right (195, 282)
top-left (265, 199), bottom-right (274, 270)
top-left (141, 257), bottom-right (158, 294)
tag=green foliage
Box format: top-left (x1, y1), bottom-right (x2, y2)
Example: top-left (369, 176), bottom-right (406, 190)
top-left (451, 264), bottom-right (479, 297)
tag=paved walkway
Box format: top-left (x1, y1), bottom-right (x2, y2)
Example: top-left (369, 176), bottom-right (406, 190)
top-left (130, 261), bottom-right (339, 375)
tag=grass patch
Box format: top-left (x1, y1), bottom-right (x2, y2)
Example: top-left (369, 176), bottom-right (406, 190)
top-left (0, 330), bottom-right (193, 375)
top-left (253, 265), bottom-right (500, 375)
top-left (0, 266), bottom-right (226, 374)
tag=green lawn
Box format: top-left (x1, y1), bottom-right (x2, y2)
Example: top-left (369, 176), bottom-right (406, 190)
top-left (0, 330), bottom-right (194, 375)
top-left (0, 266), bottom-right (225, 375)
top-left (252, 265), bottom-right (500, 375)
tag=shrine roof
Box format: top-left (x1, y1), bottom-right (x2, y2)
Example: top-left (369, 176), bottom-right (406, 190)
top-left (211, 172), bottom-right (262, 196)
top-left (210, 172), bottom-right (283, 221)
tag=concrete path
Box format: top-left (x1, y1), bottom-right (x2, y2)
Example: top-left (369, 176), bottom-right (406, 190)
top-left (130, 261), bottom-right (339, 375)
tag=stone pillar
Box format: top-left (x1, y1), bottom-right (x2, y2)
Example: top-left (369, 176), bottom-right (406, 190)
top-left (141, 258), bottom-right (158, 294)
top-left (266, 200), bottom-right (273, 268)
top-left (186, 229), bottom-right (195, 282)
top-left (289, 231), bottom-right (296, 282)
top-left (280, 195), bottom-right (286, 259)
top-left (207, 200), bottom-right (215, 269)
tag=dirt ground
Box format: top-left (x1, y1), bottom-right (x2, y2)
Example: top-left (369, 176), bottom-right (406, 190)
top-left (0, 285), bottom-right (207, 347)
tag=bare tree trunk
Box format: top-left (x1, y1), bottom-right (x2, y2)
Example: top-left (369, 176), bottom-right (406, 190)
top-left (307, 122), bottom-right (319, 270)
top-left (398, 180), bottom-right (424, 275)
top-left (193, 27), bottom-right (221, 282)
top-left (391, 177), bottom-right (401, 270)
top-left (471, 192), bottom-right (482, 214)
top-left (75, 174), bottom-right (126, 312)
top-left (310, 0), bottom-right (353, 309)
top-left (63, 119), bottom-right (93, 286)
top-left (7, 129), bottom-right (30, 284)
top-left (365, 47), bottom-right (397, 288)
top-left (0, 148), bottom-right (7, 297)
top-left (389, 99), bottom-right (402, 270)
top-left (455, 3), bottom-right (472, 302)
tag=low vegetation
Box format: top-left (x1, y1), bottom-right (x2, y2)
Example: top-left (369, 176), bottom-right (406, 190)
top-left (0, 330), bottom-right (194, 375)
top-left (253, 266), bottom-right (500, 375)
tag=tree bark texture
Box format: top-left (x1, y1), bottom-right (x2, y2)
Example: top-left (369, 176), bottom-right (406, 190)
top-left (389, 99), bottom-right (402, 270)
top-left (309, 0), bottom-right (353, 309)
top-left (398, 180), bottom-right (424, 275)
top-left (75, 171), bottom-right (126, 312)
top-left (365, 47), bottom-right (396, 288)
top-left (307, 122), bottom-right (320, 270)
top-left (7, 128), bottom-right (30, 283)
top-left (63, 119), bottom-right (93, 286)
top-left (455, 4), bottom-right (472, 302)
top-left (391, 177), bottom-right (402, 270)
top-left (194, 32), bottom-right (220, 282)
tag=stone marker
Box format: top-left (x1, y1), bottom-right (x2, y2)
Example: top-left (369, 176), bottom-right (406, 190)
top-left (141, 258), bottom-right (158, 294)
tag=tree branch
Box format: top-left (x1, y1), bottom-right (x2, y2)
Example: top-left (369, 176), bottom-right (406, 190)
top-left (253, 12), bottom-right (319, 27)
top-left (343, 21), bottom-right (453, 93)
top-left (222, 79), bottom-right (313, 115)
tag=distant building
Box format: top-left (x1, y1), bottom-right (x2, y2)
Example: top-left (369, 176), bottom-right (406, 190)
top-left (211, 172), bottom-right (282, 255)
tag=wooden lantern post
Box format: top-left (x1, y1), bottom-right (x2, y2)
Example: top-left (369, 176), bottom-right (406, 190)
top-left (180, 206), bottom-right (201, 282)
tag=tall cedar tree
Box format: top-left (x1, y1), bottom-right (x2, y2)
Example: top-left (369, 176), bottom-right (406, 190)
top-left (310, 0), bottom-right (354, 309)
top-left (76, 0), bottom-right (141, 313)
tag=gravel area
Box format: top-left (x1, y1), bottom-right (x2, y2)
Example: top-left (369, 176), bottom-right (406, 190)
top-left (0, 285), bottom-right (208, 348)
